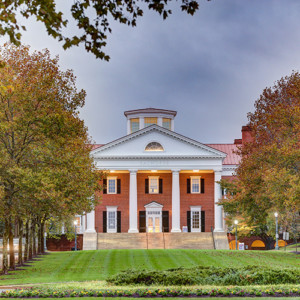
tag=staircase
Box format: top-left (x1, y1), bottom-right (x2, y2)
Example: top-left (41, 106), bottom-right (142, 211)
top-left (93, 232), bottom-right (229, 250)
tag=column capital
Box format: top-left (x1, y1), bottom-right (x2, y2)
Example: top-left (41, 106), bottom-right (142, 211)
top-left (129, 169), bottom-right (138, 174)
top-left (171, 169), bottom-right (180, 174)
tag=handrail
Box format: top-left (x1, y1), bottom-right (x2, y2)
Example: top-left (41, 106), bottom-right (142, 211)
top-left (146, 231), bottom-right (148, 249)
top-left (211, 226), bottom-right (216, 250)
top-left (162, 227), bottom-right (166, 249)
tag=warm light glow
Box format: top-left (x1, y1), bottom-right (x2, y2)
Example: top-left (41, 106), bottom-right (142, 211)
top-left (234, 220), bottom-right (238, 225)
top-left (110, 170), bottom-right (115, 173)
top-left (193, 170), bottom-right (199, 172)
top-left (274, 212), bottom-right (278, 217)
top-left (151, 170), bottom-right (157, 173)
top-left (74, 220), bottom-right (78, 225)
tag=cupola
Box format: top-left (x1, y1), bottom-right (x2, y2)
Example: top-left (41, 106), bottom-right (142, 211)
top-left (124, 108), bottom-right (177, 134)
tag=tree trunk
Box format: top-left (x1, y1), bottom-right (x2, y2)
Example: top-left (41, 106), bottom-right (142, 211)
top-left (32, 220), bottom-right (36, 257)
top-left (2, 219), bottom-right (9, 274)
top-left (37, 218), bottom-right (42, 254)
top-left (24, 220), bottom-right (29, 262)
top-left (8, 219), bottom-right (15, 270)
top-left (18, 218), bottom-right (23, 266)
top-left (41, 221), bottom-right (45, 254)
top-left (28, 219), bottom-right (32, 260)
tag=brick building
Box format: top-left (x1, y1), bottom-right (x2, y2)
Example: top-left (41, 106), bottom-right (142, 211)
top-left (80, 108), bottom-right (246, 250)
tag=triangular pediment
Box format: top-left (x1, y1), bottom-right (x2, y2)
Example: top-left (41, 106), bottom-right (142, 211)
top-left (91, 125), bottom-right (226, 159)
top-left (144, 201), bottom-right (163, 208)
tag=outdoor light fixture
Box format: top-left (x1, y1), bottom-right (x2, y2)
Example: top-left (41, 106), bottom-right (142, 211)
top-left (151, 170), bottom-right (157, 172)
top-left (274, 212), bottom-right (279, 250)
top-left (234, 220), bottom-right (238, 250)
top-left (193, 170), bottom-right (199, 172)
top-left (110, 170), bottom-right (115, 173)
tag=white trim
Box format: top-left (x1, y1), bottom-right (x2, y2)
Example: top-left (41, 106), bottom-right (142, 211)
top-left (148, 176), bottom-right (159, 194)
top-left (190, 176), bottom-right (201, 194)
top-left (91, 125), bottom-right (227, 158)
top-left (106, 206), bottom-right (118, 233)
top-left (107, 176), bottom-right (117, 194)
top-left (145, 203), bottom-right (163, 233)
top-left (190, 206), bottom-right (201, 232)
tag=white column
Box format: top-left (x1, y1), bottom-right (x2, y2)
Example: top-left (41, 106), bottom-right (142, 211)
top-left (85, 210), bottom-right (96, 233)
top-left (158, 117), bottom-right (163, 127)
top-left (214, 170), bottom-right (224, 232)
top-left (127, 118), bottom-right (131, 134)
top-left (140, 117), bottom-right (144, 130)
top-left (128, 170), bottom-right (139, 233)
top-left (171, 169), bottom-right (181, 232)
top-left (171, 119), bottom-right (174, 131)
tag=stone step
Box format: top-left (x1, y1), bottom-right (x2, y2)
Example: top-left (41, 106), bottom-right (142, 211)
top-left (92, 232), bottom-right (221, 250)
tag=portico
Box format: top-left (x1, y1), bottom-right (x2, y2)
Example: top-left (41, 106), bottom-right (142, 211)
top-left (82, 108), bottom-right (236, 250)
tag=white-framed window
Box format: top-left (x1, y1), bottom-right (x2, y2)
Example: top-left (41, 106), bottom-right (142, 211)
top-left (130, 118), bottom-right (139, 133)
top-left (145, 142), bottom-right (164, 151)
top-left (191, 176), bottom-right (200, 194)
top-left (107, 177), bottom-right (117, 194)
top-left (107, 206), bottom-right (118, 233)
top-left (162, 118), bottom-right (171, 130)
top-left (190, 206), bottom-right (201, 232)
top-left (144, 117), bottom-right (157, 127)
top-left (149, 176), bottom-right (159, 194)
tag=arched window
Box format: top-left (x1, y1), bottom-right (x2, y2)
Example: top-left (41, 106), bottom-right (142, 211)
top-left (145, 142), bottom-right (164, 151)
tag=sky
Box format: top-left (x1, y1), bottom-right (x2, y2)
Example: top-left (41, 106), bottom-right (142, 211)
top-left (2, 0), bottom-right (300, 144)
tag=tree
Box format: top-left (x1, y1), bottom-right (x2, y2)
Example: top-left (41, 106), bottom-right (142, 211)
top-left (220, 72), bottom-right (300, 248)
top-left (0, 43), bottom-right (101, 273)
top-left (0, 0), bottom-right (208, 61)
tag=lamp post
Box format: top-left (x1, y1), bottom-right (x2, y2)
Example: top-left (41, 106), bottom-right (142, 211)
top-left (274, 212), bottom-right (279, 250)
top-left (74, 220), bottom-right (78, 251)
top-left (234, 220), bottom-right (238, 250)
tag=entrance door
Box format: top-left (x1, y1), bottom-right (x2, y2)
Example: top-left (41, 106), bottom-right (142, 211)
top-left (147, 211), bottom-right (161, 232)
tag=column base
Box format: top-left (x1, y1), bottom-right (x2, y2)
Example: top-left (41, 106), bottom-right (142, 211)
top-left (214, 228), bottom-right (224, 232)
top-left (171, 228), bottom-right (182, 233)
top-left (128, 229), bottom-right (139, 233)
top-left (82, 232), bottom-right (97, 250)
top-left (85, 229), bottom-right (96, 233)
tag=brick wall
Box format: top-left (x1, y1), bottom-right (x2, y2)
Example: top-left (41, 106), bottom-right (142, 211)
top-left (95, 173), bottom-right (130, 233)
top-left (47, 234), bottom-right (83, 251)
top-left (137, 172), bottom-right (173, 231)
top-left (180, 172), bottom-right (215, 232)
top-left (95, 171), bottom-right (215, 233)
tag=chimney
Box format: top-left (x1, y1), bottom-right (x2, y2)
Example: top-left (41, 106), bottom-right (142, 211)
top-left (242, 125), bottom-right (253, 144)
top-left (234, 139), bottom-right (242, 145)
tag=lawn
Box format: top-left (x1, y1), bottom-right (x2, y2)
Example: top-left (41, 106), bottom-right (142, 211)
top-left (0, 249), bottom-right (298, 286)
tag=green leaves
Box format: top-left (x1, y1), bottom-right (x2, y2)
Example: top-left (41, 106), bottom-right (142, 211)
top-left (0, 0), bottom-right (205, 60)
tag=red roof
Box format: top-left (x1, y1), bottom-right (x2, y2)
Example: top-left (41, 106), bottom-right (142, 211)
top-left (91, 144), bottom-right (104, 150)
top-left (206, 144), bottom-right (241, 165)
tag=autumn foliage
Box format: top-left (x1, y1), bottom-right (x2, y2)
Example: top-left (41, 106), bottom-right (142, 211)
top-left (0, 44), bottom-right (101, 273)
top-left (220, 72), bottom-right (300, 246)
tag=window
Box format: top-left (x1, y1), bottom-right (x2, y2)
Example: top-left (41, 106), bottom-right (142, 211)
top-left (130, 118), bottom-right (139, 133)
top-left (107, 177), bottom-right (117, 194)
top-left (106, 206), bottom-right (118, 233)
top-left (190, 206), bottom-right (201, 232)
top-left (145, 142), bottom-right (164, 151)
top-left (149, 177), bottom-right (159, 194)
top-left (191, 176), bottom-right (200, 194)
top-left (162, 118), bottom-right (171, 130)
top-left (144, 117), bottom-right (157, 127)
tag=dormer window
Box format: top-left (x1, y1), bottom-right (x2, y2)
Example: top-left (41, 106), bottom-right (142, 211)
top-left (145, 142), bottom-right (164, 151)
top-left (162, 118), bottom-right (171, 130)
top-left (130, 118), bottom-right (139, 133)
top-left (144, 117), bottom-right (157, 127)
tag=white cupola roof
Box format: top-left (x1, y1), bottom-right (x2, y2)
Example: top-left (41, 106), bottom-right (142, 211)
top-left (124, 108), bottom-right (177, 134)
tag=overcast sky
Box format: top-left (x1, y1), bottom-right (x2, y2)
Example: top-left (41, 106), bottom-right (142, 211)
top-left (3, 0), bottom-right (300, 144)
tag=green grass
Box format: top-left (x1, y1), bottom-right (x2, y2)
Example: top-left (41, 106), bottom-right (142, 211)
top-left (0, 249), bottom-right (298, 286)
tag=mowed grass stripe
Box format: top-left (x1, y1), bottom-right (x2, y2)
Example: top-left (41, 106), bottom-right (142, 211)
top-left (0, 249), bottom-right (298, 285)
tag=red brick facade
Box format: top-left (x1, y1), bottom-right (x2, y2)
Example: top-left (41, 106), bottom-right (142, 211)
top-left (95, 171), bottom-right (215, 233)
